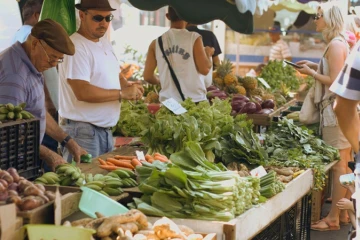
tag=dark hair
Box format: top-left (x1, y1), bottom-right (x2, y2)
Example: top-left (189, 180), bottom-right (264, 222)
top-left (167, 6), bottom-right (181, 22)
top-left (22, 0), bottom-right (43, 21)
top-left (255, 63), bottom-right (266, 74)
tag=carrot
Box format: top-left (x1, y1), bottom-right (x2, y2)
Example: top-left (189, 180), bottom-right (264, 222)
top-left (106, 161), bottom-right (115, 166)
top-left (107, 158), bottom-right (135, 169)
top-left (153, 154), bottom-right (169, 163)
top-left (113, 155), bottom-right (136, 160)
top-left (99, 165), bottom-right (120, 171)
top-left (145, 154), bottom-right (154, 163)
top-left (98, 158), bottom-right (107, 165)
top-left (131, 158), bottom-right (142, 167)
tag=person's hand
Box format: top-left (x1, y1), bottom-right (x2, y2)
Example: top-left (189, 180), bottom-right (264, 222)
top-left (204, 46), bottom-right (215, 57)
top-left (127, 80), bottom-right (143, 87)
top-left (122, 84), bottom-right (144, 100)
top-left (66, 139), bottom-right (88, 163)
top-left (336, 198), bottom-right (354, 211)
top-left (296, 64), bottom-right (314, 76)
top-left (296, 60), bottom-right (317, 70)
top-left (49, 154), bottom-right (67, 172)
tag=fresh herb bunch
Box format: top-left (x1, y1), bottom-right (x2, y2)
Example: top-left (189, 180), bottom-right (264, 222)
top-left (259, 60), bottom-right (300, 92)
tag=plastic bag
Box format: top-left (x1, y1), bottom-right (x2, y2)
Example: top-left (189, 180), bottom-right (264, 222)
top-left (39, 0), bottom-right (76, 35)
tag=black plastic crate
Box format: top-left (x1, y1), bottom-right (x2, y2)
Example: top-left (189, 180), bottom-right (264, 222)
top-left (252, 193), bottom-right (311, 240)
top-left (0, 119), bottom-right (41, 179)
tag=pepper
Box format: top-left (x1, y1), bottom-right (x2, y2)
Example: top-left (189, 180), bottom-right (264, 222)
top-left (80, 153), bottom-right (93, 163)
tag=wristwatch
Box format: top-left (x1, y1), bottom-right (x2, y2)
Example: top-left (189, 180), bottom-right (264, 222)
top-left (60, 135), bottom-right (72, 147)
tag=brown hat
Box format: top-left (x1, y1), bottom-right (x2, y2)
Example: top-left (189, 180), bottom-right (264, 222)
top-left (31, 19), bottom-right (75, 55)
top-left (75, 0), bottom-right (116, 11)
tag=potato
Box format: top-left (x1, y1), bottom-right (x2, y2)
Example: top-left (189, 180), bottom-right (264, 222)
top-left (24, 185), bottom-right (43, 196)
top-left (44, 191), bottom-right (56, 201)
top-left (6, 195), bottom-right (22, 205)
top-left (8, 182), bottom-right (18, 191)
top-left (7, 168), bottom-right (20, 183)
top-left (0, 179), bottom-right (8, 189)
top-left (0, 183), bottom-right (6, 192)
top-left (34, 184), bottom-right (46, 192)
top-left (19, 197), bottom-right (43, 211)
top-left (18, 180), bottom-right (32, 193)
top-left (0, 191), bottom-right (8, 201)
top-left (37, 194), bottom-right (50, 203)
top-left (7, 190), bottom-right (18, 196)
top-left (1, 174), bottom-right (13, 185)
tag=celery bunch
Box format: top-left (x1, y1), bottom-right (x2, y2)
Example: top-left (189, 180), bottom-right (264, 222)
top-left (259, 171), bottom-right (285, 199)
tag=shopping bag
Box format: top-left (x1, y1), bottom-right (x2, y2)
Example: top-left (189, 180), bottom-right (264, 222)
top-left (299, 86), bottom-right (320, 124)
top-left (39, 0), bottom-right (76, 36)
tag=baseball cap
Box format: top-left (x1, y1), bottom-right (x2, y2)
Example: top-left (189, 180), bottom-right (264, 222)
top-left (31, 19), bottom-right (75, 55)
top-left (269, 25), bottom-right (281, 33)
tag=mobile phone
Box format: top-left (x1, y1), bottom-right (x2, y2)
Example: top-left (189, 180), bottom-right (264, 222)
top-left (283, 60), bottom-right (302, 69)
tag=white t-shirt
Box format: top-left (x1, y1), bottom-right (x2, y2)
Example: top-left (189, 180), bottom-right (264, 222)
top-left (269, 39), bottom-right (292, 61)
top-left (155, 29), bottom-right (207, 103)
top-left (59, 32), bottom-right (120, 128)
top-left (11, 25), bottom-right (32, 44)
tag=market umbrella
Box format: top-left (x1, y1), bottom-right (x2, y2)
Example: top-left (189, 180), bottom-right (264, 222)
top-left (128, 0), bottom-right (253, 34)
top-left (270, 0), bottom-right (319, 14)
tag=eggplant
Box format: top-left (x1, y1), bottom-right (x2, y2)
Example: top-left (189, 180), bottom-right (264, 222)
top-left (254, 102), bottom-right (262, 112)
top-left (206, 90), bottom-right (227, 100)
top-left (232, 94), bottom-right (249, 102)
top-left (231, 100), bottom-right (246, 112)
top-left (207, 85), bottom-right (219, 91)
top-left (256, 108), bottom-right (274, 114)
top-left (261, 99), bottom-right (275, 109)
top-left (239, 102), bottom-right (257, 114)
top-left (252, 96), bottom-right (263, 104)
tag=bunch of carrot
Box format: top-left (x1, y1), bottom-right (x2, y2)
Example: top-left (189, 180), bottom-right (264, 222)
top-left (97, 153), bottom-right (170, 171)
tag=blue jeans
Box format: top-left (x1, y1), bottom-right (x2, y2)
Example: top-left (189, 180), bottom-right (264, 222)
top-left (41, 112), bottom-right (59, 172)
top-left (60, 120), bottom-right (114, 163)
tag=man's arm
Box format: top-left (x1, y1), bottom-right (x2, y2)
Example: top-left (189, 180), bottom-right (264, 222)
top-left (143, 40), bottom-right (160, 85)
top-left (193, 37), bottom-right (213, 75)
top-left (40, 145), bottom-right (67, 171)
top-left (334, 96), bottom-right (360, 153)
top-left (44, 82), bottom-right (57, 117)
top-left (45, 111), bottom-right (87, 163)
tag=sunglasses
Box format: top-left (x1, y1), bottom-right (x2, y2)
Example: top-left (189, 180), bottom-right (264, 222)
top-left (86, 11), bottom-right (114, 22)
top-left (313, 14), bottom-right (323, 20)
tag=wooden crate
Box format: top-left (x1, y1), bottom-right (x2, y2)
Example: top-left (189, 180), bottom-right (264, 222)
top-left (311, 189), bottom-right (324, 223)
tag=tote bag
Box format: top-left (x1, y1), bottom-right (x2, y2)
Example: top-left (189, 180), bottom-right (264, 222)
top-left (299, 86), bottom-right (320, 124)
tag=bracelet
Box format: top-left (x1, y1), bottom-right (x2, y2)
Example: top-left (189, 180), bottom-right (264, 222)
top-left (119, 90), bottom-right (122, 101)
top-left (312, 71), bottom-right (317, 79)
top-left (60, 135), bottom-right (72, 148)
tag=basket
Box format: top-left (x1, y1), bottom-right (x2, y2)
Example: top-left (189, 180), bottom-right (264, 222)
top-left (25, 224), bottom-right (95, 240)
top-left (79, 186), bottom-right (128, 218)
top-left (0, 119), bottom-right (41, 179)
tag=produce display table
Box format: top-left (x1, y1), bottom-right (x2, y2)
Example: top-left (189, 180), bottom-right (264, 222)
top-left (78, 146), bottom-right (335, 240)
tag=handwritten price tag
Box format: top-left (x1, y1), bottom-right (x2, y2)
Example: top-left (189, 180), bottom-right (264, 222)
top-left (136, 151), bottom-right (146, 161)
top-left (250, 166), bottom-right (267, 178)
top-left (162, 98), bottom-right (187, 115)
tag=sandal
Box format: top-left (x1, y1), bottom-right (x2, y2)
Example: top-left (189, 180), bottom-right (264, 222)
top-left (311, 219), bottom-right (340, 231)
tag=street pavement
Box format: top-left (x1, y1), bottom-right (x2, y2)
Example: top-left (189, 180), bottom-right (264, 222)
top-left (310, 202), bottom-right (352, 240)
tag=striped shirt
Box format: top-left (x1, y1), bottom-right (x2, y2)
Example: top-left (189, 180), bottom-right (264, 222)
top-left (0, 42), bottom-right (45, 143)
top-left (330, 40), bottom-right (360, 100)
top-left (269, 39), bottom-right (292, 61)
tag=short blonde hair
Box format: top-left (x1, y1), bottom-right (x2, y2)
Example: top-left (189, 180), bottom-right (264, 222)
top-left (318, 2), bottom-right (345, 42)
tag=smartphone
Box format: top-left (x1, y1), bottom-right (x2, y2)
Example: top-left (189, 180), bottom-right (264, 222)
top-left (283, 60), bottom-right (302, 69)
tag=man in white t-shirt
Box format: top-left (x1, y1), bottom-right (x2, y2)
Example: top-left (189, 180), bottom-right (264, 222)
top-left (265, 25), bottom-right (292, 62)
top-left (143, 7), bottom-right (214, 103)
top-left (59, 0), bottom-right (144, 161)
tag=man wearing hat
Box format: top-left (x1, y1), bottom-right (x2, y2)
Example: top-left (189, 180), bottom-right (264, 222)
top-left (0, 19), bottom-right (87, 171)
top-left (58, 0), bottom-right (144, 161)
top-left (264, 24), bottom-right (292, 62)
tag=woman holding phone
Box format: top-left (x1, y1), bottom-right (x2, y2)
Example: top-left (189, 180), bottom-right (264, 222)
top-left (296, 2), bottom-right (353, 231)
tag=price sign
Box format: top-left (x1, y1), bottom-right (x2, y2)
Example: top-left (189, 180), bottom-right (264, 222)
top-left (136, 151), bottom-right (146, 161)
top-left (250, 166), bottom-right (268, 178)
top-left (162, 98), bottom-right (187, 115)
